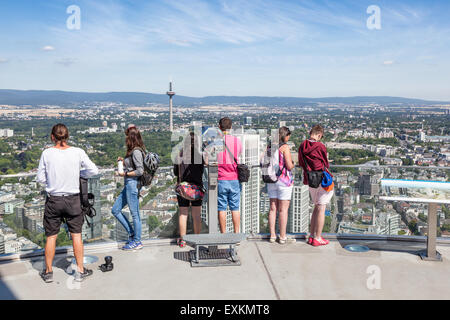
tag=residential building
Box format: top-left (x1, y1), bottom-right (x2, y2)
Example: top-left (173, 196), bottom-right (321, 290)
top-left (0, 129), bottom-right (14, 138)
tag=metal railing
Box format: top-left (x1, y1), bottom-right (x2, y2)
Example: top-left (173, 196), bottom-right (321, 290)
top-left (1, 163), bottom-right (449, 262)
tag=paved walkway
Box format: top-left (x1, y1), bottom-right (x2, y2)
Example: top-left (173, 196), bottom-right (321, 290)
top-left (1, 240), bottom-right (450, 300)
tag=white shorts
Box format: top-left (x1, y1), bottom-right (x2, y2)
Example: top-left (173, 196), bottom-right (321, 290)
top-left (267, 181), bottom-right (293, 201)
top-left (309, 186), bottom-right (334, 205)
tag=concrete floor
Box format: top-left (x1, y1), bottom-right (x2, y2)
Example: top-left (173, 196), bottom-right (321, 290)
top-left (1, 240), bottom-right (450, 300)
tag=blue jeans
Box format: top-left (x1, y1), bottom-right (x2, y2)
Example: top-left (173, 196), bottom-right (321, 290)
top-left (111, 178), bottom-right (141, 242)
top-left (217, 180), bottom-right (241, 211)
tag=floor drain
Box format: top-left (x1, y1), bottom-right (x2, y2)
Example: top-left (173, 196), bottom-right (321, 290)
top-left (344, 244), bottom-right (370, 253)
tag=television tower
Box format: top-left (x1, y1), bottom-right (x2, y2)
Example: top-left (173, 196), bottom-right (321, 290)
top-left (166, 82), bottom-right (176, 132)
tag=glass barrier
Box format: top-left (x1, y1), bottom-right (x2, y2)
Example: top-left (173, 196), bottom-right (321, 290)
top-left (1, 161), bottom-right (449, 257)
top-left (329, 165), bottom-right (450, 237)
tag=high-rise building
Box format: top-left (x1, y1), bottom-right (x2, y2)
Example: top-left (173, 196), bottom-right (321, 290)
top-left (0, 234), bottom-right (5, 255)
top-left (244, 117), bottom-right (252, 126)
top-left (239, 133), bottom-right (261, 234)
top-left (357, 173), bottom-right (382, 196)
top-left (287, 183), bottom-right (310, 233)
top-left (22, 214), bottom-right (44, 234)
top-left (419, 131), bottom-right (426, 142)
top-left (14, 207), bottom-right (25, 229)
top-left (201, 132), bottom-right (261, 234)
top-left (82, 175), bottom-right (103, 241)
top-left (260, 185), bottom-right (271, 216)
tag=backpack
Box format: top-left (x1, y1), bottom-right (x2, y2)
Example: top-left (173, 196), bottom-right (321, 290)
top-left (261, 143), bottom-right (285, 184)
top-left (79, 177), bottom-right (96, 227)
top-left (131, 147), bottom-right (160, 188)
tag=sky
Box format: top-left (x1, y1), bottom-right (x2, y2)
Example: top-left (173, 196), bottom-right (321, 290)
top-left (0, 0), bottom-right (449, 100)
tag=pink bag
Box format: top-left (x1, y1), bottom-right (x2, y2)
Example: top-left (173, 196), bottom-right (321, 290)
top-left (175, 163), bottom-right (205, 201)
top-left (175, 182), bottom-right (205, 201)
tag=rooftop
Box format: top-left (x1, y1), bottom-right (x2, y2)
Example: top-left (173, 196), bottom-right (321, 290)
top-left (1, 235), bottom-right (450, 300)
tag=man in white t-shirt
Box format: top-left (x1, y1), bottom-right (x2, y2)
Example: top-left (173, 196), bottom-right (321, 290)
top-left (37, 124), bottom-right (98, 283)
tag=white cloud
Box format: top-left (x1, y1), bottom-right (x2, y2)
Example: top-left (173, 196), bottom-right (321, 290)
top-left (383, 61), bottom-right (395, 65)
top-left (42, 45), bottom-right (55, 51)
top-left (0, 58), bottom-right (8, 63)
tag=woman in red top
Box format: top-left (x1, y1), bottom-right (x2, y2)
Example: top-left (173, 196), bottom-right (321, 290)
top-left (298, 125), bottom-right (334, 247)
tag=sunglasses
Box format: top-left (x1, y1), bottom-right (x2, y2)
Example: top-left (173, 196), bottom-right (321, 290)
top-left (125, 126), bottom-right (137, 135)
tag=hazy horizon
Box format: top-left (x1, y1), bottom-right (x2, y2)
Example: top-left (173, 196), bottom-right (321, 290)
top-left (0, 88), bottom-right (449, 103)
top-left (1, 0), bottom-right (449, 100)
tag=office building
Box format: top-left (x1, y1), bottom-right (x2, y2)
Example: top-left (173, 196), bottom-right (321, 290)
top-left (111, 208), bottom-right (149, 241)
top-left (240, 133), bottom-right (261, 234)
top-left (287, 183), bottom-right (310, 233)
top-left (0, 235), bottom-right (4, 255)
top-left (14, 207), bottom-right (25, 229)
top-left (260, 185), bottom-right (270, 216)
top-left (357, 173), bottom-right (383, 196)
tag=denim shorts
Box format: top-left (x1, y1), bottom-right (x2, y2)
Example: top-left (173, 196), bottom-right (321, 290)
top-left (217, 180), bottom-right (241, 211)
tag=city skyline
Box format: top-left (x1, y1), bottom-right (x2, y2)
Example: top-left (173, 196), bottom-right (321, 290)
top-left (0, 0), bottom-right (450, 100)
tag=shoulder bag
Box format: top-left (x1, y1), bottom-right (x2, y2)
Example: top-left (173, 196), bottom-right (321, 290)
top-left (223, 139), bottom-right (250, 183)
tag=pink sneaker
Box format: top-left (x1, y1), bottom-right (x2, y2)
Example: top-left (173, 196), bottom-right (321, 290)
top-left (311, 238), bottom-right (329, 247)
top-left (307, 236), bottom-right (313, 245)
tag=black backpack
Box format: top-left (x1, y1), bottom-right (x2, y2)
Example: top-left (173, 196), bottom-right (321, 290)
top-left (79, 177), bottom-right (96, 227)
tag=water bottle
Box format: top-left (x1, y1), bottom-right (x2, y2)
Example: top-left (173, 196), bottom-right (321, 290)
top-left (118, 160), bottom-right (124, 175)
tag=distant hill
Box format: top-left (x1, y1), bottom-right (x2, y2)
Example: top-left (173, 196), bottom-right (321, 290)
top-left (0, 89), bottom-right (447, 107)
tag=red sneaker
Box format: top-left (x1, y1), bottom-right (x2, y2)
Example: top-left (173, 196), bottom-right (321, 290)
top-left (177, 238), bottom-right (186, 248)
top-left (307, 236), bottom-right (313, 245)
top-left (311, 238), bottom-right (329, 247)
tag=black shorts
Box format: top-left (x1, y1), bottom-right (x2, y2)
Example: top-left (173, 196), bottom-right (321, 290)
top-left (43, 194), bottom-right (84, 237)
top-left (177, 195), bottom-right (203, 208)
